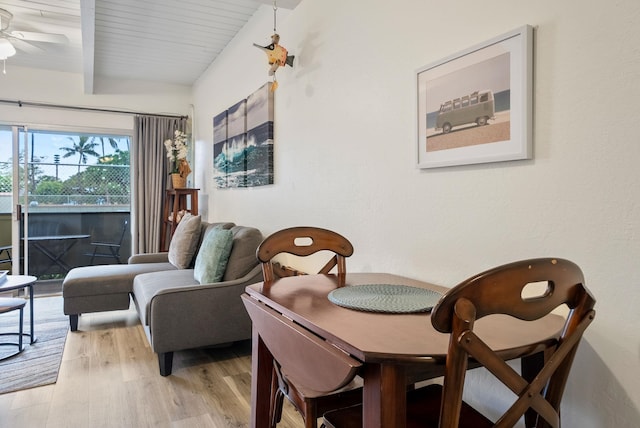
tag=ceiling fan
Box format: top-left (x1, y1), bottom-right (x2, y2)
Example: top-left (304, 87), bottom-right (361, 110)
top-left (0, 7), bottom-right (68, 61)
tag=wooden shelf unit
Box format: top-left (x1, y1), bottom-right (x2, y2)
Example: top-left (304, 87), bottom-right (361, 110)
top-left (160, 188), bottom-right (199, 251)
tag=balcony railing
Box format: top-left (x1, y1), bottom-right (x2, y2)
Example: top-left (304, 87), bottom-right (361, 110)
top-left (0, 211), bottom-right (131, 284)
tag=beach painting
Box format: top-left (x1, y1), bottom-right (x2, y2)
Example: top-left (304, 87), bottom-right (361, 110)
top-left (213, 111), bottom-right (228, 188)
top-left (212, 82), bottom-right (274, 188)
top-left (417, 25), bottom-right (533, 169)
top-left (245, 82), bottom-right (274, 187)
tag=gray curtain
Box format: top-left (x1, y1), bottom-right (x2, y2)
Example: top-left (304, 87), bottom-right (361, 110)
top-left (132, 115), bottom-right (187, 254)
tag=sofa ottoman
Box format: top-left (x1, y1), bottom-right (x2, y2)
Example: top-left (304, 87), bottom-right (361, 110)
top-left (63, 262), bottom-right (176, 331)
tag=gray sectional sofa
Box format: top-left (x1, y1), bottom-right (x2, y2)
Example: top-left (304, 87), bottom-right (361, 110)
top-left (62, 221), bottom-right (263, 376)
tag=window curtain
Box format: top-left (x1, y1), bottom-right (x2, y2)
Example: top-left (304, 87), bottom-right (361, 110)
top-left (132, 115), bottom-right (187, 253)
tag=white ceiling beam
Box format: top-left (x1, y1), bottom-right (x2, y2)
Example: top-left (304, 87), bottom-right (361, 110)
top-left (80, 0), bottom-right (96, 94)
top-left (256, 0), bottom-right (302, 10)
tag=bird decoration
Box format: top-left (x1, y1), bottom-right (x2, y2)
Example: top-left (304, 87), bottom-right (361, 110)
top-left (253, 33), bottom-right (294, 91)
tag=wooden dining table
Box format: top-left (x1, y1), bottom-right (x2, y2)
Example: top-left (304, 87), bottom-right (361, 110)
top-left (244, 272), bottom-right (566, 428)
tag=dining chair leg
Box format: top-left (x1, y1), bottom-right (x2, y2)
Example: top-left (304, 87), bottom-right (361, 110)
top-left (304, 407), bottom-right (319, 428)
top-left (270, 390), bottom-right (284, 428)
top-left (270, 366), bottom-right (284, 428)
top-left (522, 351), bottom-right (545, 427)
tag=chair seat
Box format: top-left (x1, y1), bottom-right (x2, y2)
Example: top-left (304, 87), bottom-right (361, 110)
top-left (0, 297), bottom-right (26, 313)
top-left (282, 372), bottom-right (363, 419)
top-left (0, 297), bottom-right (27, 361)
top-left (323, 384), bottom-right (493, 428)
top-left (281, 368), bottom-right (363, 399)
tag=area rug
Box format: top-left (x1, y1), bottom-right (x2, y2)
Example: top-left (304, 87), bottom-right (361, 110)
top-left (0, 295), bottom-right (68, 395)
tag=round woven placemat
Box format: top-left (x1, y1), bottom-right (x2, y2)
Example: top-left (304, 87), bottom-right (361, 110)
top-left (328, 284), bottom-right (442, 313)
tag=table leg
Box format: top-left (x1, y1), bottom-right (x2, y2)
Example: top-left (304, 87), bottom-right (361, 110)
top-left (250, 326), bottom-right (274, 428)
top-left (362, 363), bottom-right (406, 428)
top-left (27, 283), bottom-right (36, 344)
top-left (32, 242), bottom-right (72, 274)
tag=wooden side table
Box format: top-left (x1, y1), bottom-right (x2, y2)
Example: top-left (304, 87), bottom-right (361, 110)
top-left (160, 188), bottom-right (199, 251)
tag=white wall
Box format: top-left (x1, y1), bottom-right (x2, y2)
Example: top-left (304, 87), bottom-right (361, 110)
top-left (193, 0), bottom-right (640, 425)
top-left (0, 66), bottom-right (191, 131)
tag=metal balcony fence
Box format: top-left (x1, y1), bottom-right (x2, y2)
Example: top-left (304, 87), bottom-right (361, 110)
top-left (0, 161), bottom-right (130, 211)
top-left (0, 161), bottom-right (131, 281)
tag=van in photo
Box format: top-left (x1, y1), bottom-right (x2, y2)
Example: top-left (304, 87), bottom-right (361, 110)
top-left (435, 90), bottom-right (495, 134)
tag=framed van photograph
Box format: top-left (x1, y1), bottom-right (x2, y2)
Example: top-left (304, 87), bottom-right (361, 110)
top-left (416, 25), bottom-right (533, 169)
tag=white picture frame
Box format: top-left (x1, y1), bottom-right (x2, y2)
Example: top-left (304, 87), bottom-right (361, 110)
top-left (416, 25), bottom-right (533, 169)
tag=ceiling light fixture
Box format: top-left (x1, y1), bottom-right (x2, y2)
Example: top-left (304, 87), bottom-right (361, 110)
top-left (0, 39), bottom-right (15, 74)
top-left (0, 38), bottom-right (15, 58)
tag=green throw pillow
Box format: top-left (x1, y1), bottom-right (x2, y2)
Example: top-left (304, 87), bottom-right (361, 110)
top-left (194, 228), bottom-right (234, 283)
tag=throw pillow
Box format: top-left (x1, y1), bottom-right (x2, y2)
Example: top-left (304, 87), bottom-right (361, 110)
top-left (194, 227), bottom-right (234, 283)
top-left (168, 213), bottom-right (202, 269)
top-left (223, 226), bottom-right (263, 281)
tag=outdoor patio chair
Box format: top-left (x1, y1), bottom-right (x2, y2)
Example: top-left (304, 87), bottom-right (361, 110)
top-left (87, 219), bottom-right (128, 264)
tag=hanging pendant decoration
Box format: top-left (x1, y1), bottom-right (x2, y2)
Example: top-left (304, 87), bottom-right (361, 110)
top-left (253, 33), bottom-right (294, 77)
top-left (253, 0), bottom-right (294, 91)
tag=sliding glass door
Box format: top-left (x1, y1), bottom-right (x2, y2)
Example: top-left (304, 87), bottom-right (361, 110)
top-left (0, 125), bottom-right (22, 275)
top-left (0, 125), bottom-right (131, 282)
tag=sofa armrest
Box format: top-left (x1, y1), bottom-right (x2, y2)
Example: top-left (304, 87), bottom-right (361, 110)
top-left (129, 252), bottom-right (169, 264)
top-left (146, 265), bottom-right (263, 353)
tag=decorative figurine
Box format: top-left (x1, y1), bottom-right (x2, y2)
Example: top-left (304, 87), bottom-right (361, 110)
top-left (253, 33), bottom-right (294, 76)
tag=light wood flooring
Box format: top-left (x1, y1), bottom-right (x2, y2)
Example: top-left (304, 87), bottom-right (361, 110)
top-left (0, 297), bottom-right (304, 427)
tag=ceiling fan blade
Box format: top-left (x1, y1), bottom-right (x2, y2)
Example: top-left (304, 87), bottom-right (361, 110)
top-left (7, 37), bottom-right (44, 54)
top-left (8, 31), bottom-right (68, 44)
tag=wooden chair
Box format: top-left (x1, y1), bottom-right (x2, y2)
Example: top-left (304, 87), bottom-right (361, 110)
top-left (256, 226), bottom-right (361, 428)
top-left (243, 295), bottom-right (362, 427)
top-left (323, 258), bottom-right (596, 428)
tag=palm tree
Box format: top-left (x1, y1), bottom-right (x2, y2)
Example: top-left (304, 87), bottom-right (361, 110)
top-left (60, 136), bottom-right (101, 173)
top-left (93, 136), bottom-right (120, 156)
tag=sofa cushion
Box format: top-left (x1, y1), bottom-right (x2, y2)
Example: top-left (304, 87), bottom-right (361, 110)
top-left (223, 226), bottom-right (263, 281)
top-left (194, 222), bottom-right (234, 255)
top-left (193, 227), bottom-right (234, 284)
top-left (168, 213), bottom-right (202, 269)
top-left (133, 269), bottom-right (200, 326)
top-left (199, 221), bottom-right (235, 241)
top-left (63, 262), bottom-right (176, 298)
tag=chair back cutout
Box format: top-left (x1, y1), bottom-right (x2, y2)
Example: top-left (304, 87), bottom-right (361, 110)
top-left (256, 226), bottom-right (354, 284)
